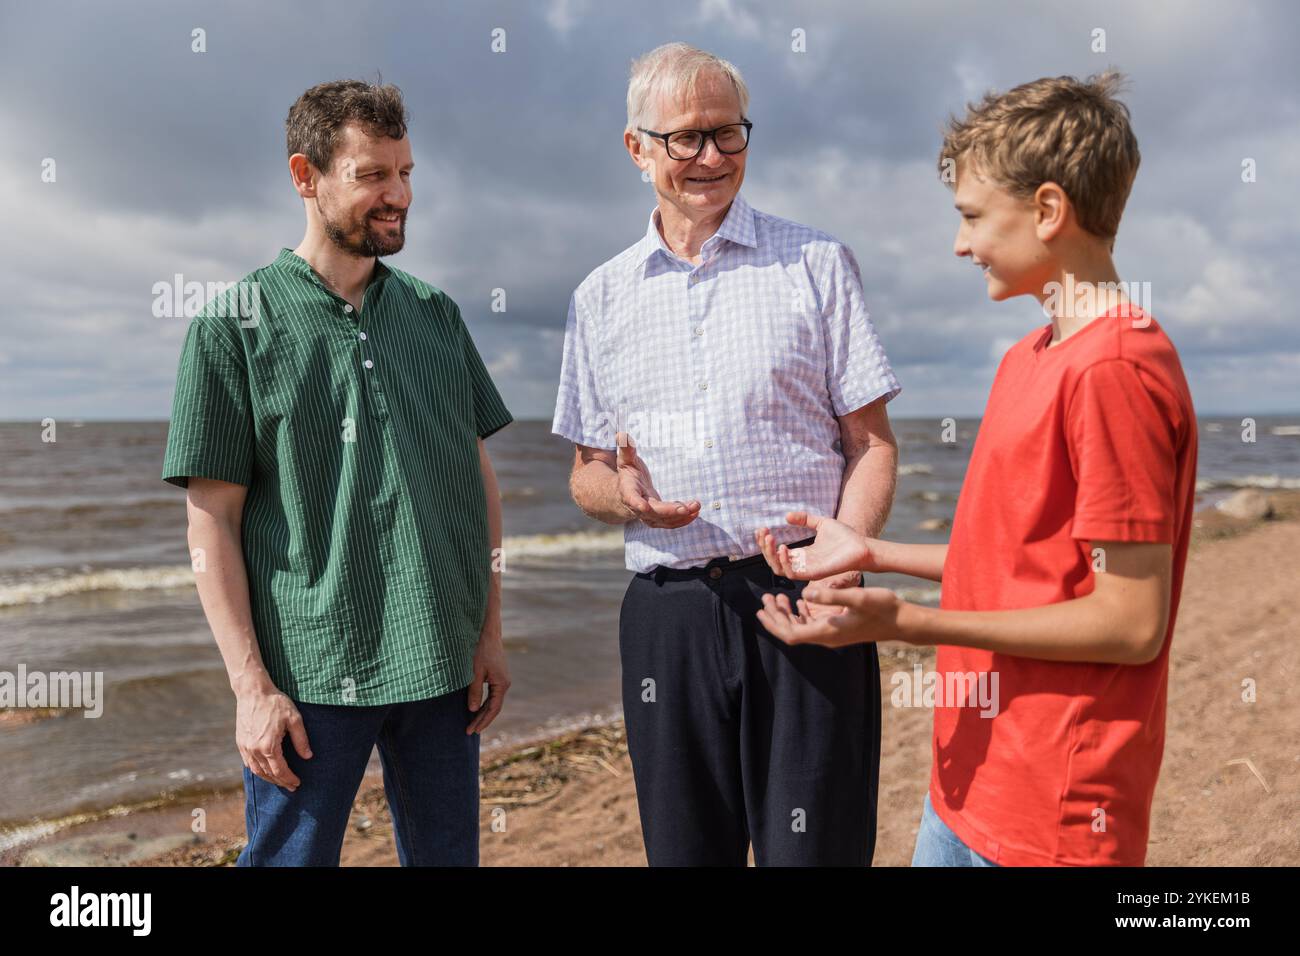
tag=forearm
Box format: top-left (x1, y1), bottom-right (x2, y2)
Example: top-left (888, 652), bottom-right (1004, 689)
top-left (833, 443), bottom-right (896, 538)
top-left (570, 459), bottom-right (634, 525)
top-left (188, 516), bottom-right (275, 694)
top-left (834, 440), bottom-right (951, 582)
top-left (479, 442), bottom-right (504, 627)
top-left (873, 539), bottom-right (948, 582)
top-left (896, 592), bottom-right (1152, 664)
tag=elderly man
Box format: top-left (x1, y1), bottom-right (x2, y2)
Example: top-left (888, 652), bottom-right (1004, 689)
top-left (163, 80), bottom-right (513, 866)
top-left (553, 43), bottom-right (901, 866)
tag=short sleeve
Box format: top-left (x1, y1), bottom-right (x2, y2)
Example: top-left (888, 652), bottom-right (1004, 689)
top-left (456, 304), bottom-right (514, 440)
top-left (1066, 359), bottom-right (1179, 543)
top-left (551, 291), bottom-right (613, 448)
top-left (817, 241), bottom-right (902, 416)
top-left (161, 319), bottom-right (255, 488)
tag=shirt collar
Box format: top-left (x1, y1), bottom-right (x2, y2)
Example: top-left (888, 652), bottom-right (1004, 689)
top-left (274, 247), bottom-right (392, 293)
top-left (634, 191), bottom-right (759, 266)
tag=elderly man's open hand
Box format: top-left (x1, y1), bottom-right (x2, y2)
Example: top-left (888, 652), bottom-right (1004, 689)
top-left (616, 431), bottom-right (701, 528)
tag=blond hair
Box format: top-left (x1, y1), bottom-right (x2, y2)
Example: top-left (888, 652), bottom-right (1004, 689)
top-left (626, 43), bottom-right (749, 143)
top-left (938, 72), bottom-right (1140, 240)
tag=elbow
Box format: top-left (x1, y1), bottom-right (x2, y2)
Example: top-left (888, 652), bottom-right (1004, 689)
top-left (1127, 619), bottom-right (1169, 665)
top-left (183, 503), bottom-right (205, 544)
top-left (568, 478), bottom-right (612, 525)
top-left (854, 436), bottom-right (898, 472)
top-left (1093, 586), bottom-right (1169, 665)
top-left (186, 502), bottom-right (239, 545)
top-left (567, 475), bottom-right (592, 519)
top-left (1130, 638), bottom-right (1165, 666)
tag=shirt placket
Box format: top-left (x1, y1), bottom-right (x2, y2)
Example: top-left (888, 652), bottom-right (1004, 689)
top-left (343, 286), bottom-right (389, 421)
top-left (687, 239), bottom-right (729, 554)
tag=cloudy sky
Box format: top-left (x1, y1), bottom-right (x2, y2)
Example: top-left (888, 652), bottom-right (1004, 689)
top-left (1, 0), bottom-right (1296, 421)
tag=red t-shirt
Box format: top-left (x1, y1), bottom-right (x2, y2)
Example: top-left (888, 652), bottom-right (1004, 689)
top-left (930, 304), bottom-right (1198, 866)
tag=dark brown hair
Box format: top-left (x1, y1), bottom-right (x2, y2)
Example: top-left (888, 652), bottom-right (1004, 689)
top-left (938, 71), bottom-right (1140, 240)
top-left (285, 77), bottom-right (408, 174)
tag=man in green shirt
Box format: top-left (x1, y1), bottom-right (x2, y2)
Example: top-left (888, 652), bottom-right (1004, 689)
top-left (162, 79), bottom-right (513, 866)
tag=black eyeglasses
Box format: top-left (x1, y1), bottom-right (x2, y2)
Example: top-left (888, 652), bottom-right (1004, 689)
top-left (637, 119), bottom-right (753, 161)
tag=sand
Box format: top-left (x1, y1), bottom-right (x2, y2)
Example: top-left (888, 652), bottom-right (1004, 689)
top-left (5, 493), bottom-right (1298, 867)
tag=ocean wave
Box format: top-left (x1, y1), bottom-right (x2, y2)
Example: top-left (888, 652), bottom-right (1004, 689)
top-left (0, 566), bottom-right (198, 608)
top-left (501, 529), bottom-right (625, 557)
top-left (0, 791), bottom-right (202, 855)
top-left (0, 816), bottom-right (79, 855)
top-left (0, 531), bottom-right (627, 607)
top-left (1195, 474), bottom-right (1300, 492)
top-left (498, 487), bottom-right (541, 502)
top-left (898, 463), bottom-right (934, 476)
top-left (0, 496), bottom-right (182, 518)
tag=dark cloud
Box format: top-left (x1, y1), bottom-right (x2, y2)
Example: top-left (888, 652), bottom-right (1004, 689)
top-left (1, 0), bottom-right (1297, 421)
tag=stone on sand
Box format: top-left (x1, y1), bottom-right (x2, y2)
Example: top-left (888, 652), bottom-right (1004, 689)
top-left (1216, 489), bottom-right (1273, 522)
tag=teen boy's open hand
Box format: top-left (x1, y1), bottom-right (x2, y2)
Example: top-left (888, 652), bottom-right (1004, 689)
top-left (755, 511), bottom-right (881, 580)
top-left (758, 583), bottom-right (901, 647)
top-left (755, 512), bottom-right (954, 644)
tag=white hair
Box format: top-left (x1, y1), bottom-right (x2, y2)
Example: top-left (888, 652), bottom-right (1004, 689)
top-left (626, 42), bottom-right (750, 143)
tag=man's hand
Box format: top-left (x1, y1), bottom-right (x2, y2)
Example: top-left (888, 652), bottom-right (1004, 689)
top-left (188, 477), bottom-right (311, 790)
top-left (799, 570), bottom-right (864, 619)
top-left (467, 614), bottom-right (511, 735)
top-left (755, 511), bottom-right (880, 580)
top-left (757, 584), bottom-right (901, 648)
top-left (235, 683), bottom-right (312, 791)
top-left (616, 431), bottom-right (701, 528)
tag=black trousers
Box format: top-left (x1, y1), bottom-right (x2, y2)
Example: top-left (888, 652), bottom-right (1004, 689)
top-left (619, 545), bottom-right (881, 866)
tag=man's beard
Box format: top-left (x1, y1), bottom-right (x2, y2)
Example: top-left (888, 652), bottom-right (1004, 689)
top-left (318, 198), bottom-right (406, 257)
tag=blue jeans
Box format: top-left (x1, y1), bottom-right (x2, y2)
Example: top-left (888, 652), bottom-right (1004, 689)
top-left (910, 793), bottom-right (1000, 867)
top-left (236, 686), bottom-right (479, 866)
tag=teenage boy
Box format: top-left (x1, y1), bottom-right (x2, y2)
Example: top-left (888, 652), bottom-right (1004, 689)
top-left (753, 72), bottom-right (1198, 866)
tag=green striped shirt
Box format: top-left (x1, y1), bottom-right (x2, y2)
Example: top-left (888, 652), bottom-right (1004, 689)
top-left (162, 248), bottom-right (513, 706)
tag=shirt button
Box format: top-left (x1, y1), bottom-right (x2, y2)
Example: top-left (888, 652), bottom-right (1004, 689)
top-left (344, 304), bottom-right (353, 313)
top-left (704, 438), bottom-right (714, 448)
top-left (359, 332), bottom-right (367, 341)
top-left (698, 382), bottom-right (708, 390)
top-left (694, 326), bottom-right (704, 336)
top-left (363, 359), bottom-right (374, 369)
top-left (711, 501), bottom-right (721, 510)
top-left (708, 567), bottom-right (722, 580)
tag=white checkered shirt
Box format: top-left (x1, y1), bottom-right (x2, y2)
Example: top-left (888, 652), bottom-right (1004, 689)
top-left (552, 191), bottom-right (901, 572)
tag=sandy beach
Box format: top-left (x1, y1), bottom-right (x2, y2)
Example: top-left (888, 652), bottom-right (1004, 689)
top-left (5, 491), bottom-right (1298, 867)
